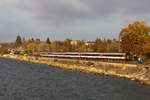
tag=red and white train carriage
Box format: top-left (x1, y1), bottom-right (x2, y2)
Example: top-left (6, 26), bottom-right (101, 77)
top-left (34, 52), bottom-right (129, 61)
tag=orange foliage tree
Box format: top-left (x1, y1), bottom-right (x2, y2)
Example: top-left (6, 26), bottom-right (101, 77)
top-left (62, 39), bottom-right (72, 52)
top-left (120, 21), bottom-right (150, 56)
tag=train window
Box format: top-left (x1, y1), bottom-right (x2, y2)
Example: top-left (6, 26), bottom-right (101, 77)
top-left (102, 53), bottom-right (126, 57)
top-left (84, 54), bottom-right (99, 56)
top-left (66, 54), bottom-right (78, 56)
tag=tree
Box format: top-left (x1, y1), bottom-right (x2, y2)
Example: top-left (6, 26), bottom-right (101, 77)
top-left (39, 43), bottom-right (49, 52)
top-left (22, 37), bottom-right (27, 49)
top-left (46, 37), bottom-right (51, 44)
top-left (94, 38), bottom-right (101, 52)
top-left (35, 38), bottom-right (40, 44)
top-left (62, 39), bottom-right (72, 52)
top-left (120, 21), bottom-right (150, 56)
top-left (0, 43), bottom-right (10, 54)
top-left (15, 35), bottom-right (22, 46)
top-left (27, 42), bottom-right (37, 53)
top-left (76, 40), bottom-right (86, 52)
top-left (31, 38), bottom-right (34, 42)
top-left (51, 41), bottom-right (63, 52)
top-left (109, 39), bottom-right (119, 53)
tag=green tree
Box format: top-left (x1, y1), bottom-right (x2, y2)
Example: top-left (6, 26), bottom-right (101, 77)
top-left (31, 38), bottom-right (34, 42)
top-left (46, 37), bottom-right (51, 44)
top-left (15, 35), bottom-right (22, 46)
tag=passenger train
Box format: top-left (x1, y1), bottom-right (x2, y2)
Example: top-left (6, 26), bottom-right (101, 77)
top-left (33, 52), bottom-right (130, 61)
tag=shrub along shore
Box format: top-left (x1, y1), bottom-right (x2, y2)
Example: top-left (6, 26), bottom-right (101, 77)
top-left (1, 54), bottom-right (150, 85)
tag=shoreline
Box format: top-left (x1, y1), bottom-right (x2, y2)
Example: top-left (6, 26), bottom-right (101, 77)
top-left (1, 54), bottom-right (150, 85)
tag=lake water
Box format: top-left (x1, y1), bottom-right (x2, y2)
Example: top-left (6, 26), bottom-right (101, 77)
top-left (0, 57), bottom-right (150, 100)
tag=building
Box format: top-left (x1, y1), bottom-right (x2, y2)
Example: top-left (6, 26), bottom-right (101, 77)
top-left (85, 41), bottom-right (95, 46)
top-left (71, 40), bottom-right (80, 46)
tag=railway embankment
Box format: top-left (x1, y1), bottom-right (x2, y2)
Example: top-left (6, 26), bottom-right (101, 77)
top-left (1, 54), bottom-right (150, 85)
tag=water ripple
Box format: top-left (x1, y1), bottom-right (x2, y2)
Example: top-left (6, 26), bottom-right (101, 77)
top-left (0, 57), bottom-right (150, 100)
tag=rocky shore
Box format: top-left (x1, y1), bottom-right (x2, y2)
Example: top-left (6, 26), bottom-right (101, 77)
top-left (1, 54), bottom-right (150, 85)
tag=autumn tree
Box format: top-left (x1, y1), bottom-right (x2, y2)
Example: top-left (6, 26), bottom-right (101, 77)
top-left (120, 21), bottom-right (150, 56)
top-left (39, 43), bottom-right (50, 52)
top-left (94, 38), bottom-right (110, 52)
top-left (22, 37), bottom-right (28, 50)
top-left (0, 43), bottom-right (13, 54)
top-left (51, 41), bottom-right (63, 52)
top-left (106, 39), bottom-right (112, 52)
top-left (76, 40), bottom-right (86, 52)
top-left (109, 39), bottom-right (119, 53)
top-left (35, 38), bottom-right (40, 44)
top-left (27, 42), bottom-right (37, 53)
top-left (94, 38), bottom-right (101, 52)
top-left (62, 39), bottom-right (72, 52)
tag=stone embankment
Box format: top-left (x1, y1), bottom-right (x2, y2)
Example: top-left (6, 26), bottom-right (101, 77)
top-left (1, 54), bottom-right (150, 85)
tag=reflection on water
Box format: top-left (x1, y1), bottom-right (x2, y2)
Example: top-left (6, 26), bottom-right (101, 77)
top-left (0, 57), bottom-right (150, 100)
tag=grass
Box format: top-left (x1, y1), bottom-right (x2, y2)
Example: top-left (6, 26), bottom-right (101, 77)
top-left (143, 59), bottom-right (150, 63)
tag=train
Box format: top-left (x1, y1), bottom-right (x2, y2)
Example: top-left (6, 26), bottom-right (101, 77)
top-left (33, 52), bottom-right (130, 61)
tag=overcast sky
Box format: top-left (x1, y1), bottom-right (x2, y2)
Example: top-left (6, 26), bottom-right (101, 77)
top-left (0, 0), bottom-right (150, 42)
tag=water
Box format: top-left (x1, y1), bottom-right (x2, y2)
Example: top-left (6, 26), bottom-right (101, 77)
top-left (0, 57), bottom-right (150, 100)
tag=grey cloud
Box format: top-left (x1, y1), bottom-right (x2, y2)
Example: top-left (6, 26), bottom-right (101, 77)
top-left (120, 0), bottom-right (150, 15)
top-left (8, 0), bottom-right (91, 25)
top-left (1, 0), bottom-right (150, 42)
top-left (8, 0), bottom-right (150, 25)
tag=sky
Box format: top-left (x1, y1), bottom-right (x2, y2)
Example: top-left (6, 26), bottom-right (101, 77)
top-left (0, 0), bottom-right (150, 42)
